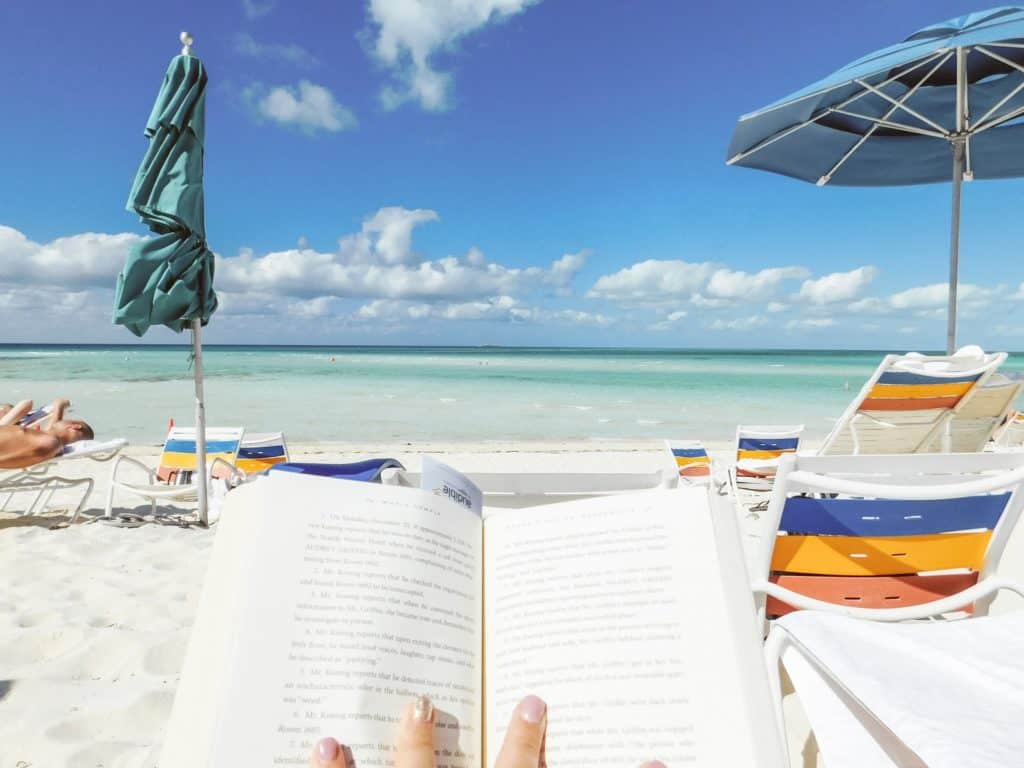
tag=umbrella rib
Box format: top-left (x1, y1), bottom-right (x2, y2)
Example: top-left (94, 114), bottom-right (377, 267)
top-left (829, 108), bottom-right (947, 138)
top-left (818, 53), bottom-right (952, 185)
top-left (852, 78), bottom-right (949, 135)
top-left (971, 101), bottom-right (1024, 136)
top-left (728, 51), bottom-right (947, 165)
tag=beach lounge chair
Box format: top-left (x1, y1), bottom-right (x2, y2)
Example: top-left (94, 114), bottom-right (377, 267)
top-left (383, 467), bottom-right (675, 509)
top-left (232, 432), bottom-right (290, 477)
top-left (819, 349), bottom-right (1006, 455)
top-left (268, 458), bottom-right (404, 483)
top-left (732, 425), bottom-right (803, 493)
top-left (664, 440), bottom-right (712, 485)
top-left (0, 438), bottom-right (128, 522)
top-left (751, 451), bottom-right (1024, 767)
top-left (996, 409), bottom-right (1024, 448)
top-left (104, 427), bottom-right (243, 517)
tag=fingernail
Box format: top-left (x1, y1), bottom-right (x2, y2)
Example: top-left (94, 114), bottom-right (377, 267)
top-left (413, 694), bottom-right (434, 722)
top-left (316, 737), bottom-right (340, 763)
top-left (639, 761), bottom-right (667, 768)
top-left (516, 694), bottom-right (547, 723)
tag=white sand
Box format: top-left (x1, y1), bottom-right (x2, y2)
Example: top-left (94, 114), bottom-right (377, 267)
top-left (0, 442), bottom-right (696, 767)
top-left (5, 440), bottom-right (1023, 767)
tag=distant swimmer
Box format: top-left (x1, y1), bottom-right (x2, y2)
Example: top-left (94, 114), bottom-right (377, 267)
top-left (843, 380), bottom-right (850, 391)
top-left (330, 356), bottom-right (336, 363)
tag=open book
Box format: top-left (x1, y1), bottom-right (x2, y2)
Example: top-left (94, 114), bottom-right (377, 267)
top-left (160, 471), bottom-right (784, 767)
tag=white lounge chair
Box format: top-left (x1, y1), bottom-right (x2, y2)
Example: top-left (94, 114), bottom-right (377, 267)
top-left (819, 348), bottom-right (1006, 455)
top-left (664, 439), bottom-right (712, 485)
top-left (731, 424), bottom-right (803, 494)
top-left (751, 451), bottom-right (1024, 766)
top-left (105, 427), bottom-right (243, 517)
top-left (383, 467), bottom-right (676, 509)
top-left (0, 438), bottom-right (128, 522)
top-left (231, 432), bottom-right (289, 478)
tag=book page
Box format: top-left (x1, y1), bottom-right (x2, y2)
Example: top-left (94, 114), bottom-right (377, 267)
top-left (483, 488), bottom-right (781, 768)
top-left (206, 473), bottom-right (484, 768)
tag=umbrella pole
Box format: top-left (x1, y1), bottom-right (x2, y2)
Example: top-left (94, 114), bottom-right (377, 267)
top-left (192, 318), bottom-right (209, 526)
top-left (946, 140), bottom-right (964, 356)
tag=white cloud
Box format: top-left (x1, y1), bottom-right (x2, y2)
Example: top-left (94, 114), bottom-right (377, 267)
top-left (798, 266), bottom-right (877, 304)
top-left (217, 207), bottom-right (586, 303)
top-left (888, 283), bottom-right (950, 310)
top-left (649, 310), bottom-right (688, 331)
top-left (786, 317), bottom-right (837, 330)
top-left (0, 226), bottom-right (144, 288)
top-left (707, 315), bottom-right (767, 331)
top-left (848, 282), bottom-right (997, 316)
top-left (706, 266), bottom-right (808, 300)
top-left (242, 0), bottom-right (275, 18)
top-left (235, 33), bottom-right (317, 68)
top-left (365, 0), bottom-right (541, 111)
top-left (355, 296), bottom-right (611, 326)
top-left (587, 259), bottom-right (716, 302)
top-left (767, 302), bottom-right (788, 314)
top-left (246, 81), bottom-right (357, 133)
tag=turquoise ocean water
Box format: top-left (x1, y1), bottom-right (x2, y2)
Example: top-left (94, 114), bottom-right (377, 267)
top-left (1, 345), bottom-right (1021, 445)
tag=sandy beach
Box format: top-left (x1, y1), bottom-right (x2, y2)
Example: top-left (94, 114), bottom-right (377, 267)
top-left (0, 441), bottom-right (723, 767)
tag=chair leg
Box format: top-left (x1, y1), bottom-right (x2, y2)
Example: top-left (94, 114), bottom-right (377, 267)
top-left (104, 481), bottom-right (117, 518)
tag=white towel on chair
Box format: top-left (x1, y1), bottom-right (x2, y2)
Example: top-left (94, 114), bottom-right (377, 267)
top-left (777, 609), bottom-right (1024, 768)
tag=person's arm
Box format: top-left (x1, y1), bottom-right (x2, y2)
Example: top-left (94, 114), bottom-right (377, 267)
top-left (0, 400), bottom-right (33, 427)
top-left (42, 398), bottom-right (71, 431)
top-left (0, 428), bottom-right (63, 469)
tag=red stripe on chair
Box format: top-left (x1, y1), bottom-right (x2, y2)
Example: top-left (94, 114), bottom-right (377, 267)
top-left (766, 572), bottom-right (980, 616)
top-left (860, 396), bottom-right (962, 411)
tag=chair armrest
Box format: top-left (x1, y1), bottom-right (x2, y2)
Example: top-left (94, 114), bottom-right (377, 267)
top-left (210, 457), bottom-right (246, 484)
top-left (109, 454), bottom-right (157, 484)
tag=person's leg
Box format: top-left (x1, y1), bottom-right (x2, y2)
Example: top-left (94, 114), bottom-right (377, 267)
top-left (0, 400), bottom-right (32, 427)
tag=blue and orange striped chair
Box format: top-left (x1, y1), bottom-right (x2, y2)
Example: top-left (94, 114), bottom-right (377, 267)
top-left (752, 451), bottom-right (1024, 624)
top-left (733, 425), bottom-right (803, 492)
top-left (105, 427), bottom-right (244, 517)
top-left (820, 350), bottom-right (1006, 455)
top-left (664, 440), bottom-right (712, 484)
top-left (234, 432), bottom-right (290, 477)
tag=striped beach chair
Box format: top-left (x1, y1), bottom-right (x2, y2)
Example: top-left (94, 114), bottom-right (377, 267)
top-left (752, 452), bottom-right (1024, 622)
top-left (105, 427), bottom-right (244, 517)
top-left (819, 350), bottom-right (1006, 455)
top-left (664, 440), bottom-right (712, 484)
top-left (234, 432), bottom-right (289, 477)
top-left (733, 425), bottom-right (803, 492)
top-left (996, 409), bottom-right (1024, 448)
top-left (754, 452), bottom-right (1024, 767)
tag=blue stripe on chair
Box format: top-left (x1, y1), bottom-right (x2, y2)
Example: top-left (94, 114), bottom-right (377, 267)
top-left (268, 458), bottom-right (406, 483)
top-left (164, 439), bottom-right (240, 454)
top-left (780, 493), bottom-right (1010, 536)
top-left (877, 371), bottom-right (982, 386)
top-left (738, 437), bottom-right (800, 451)
top-left (672, 448), bottom-right (708, 458)
top-left (238, 445), bottom-right (287, 459)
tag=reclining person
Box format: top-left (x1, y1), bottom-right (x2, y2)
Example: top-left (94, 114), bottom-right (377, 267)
top-left (0, 398), bottom-right (94, 469)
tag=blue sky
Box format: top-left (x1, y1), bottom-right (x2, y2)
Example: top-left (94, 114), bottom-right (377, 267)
top-left (2, 0), bottom-right (1023, 348)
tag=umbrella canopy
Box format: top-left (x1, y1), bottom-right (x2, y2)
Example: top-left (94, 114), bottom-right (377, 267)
top-left (113, 52), bottom-right (217, 335)
top-left (726, 6), bottom-right (1024, 353)
top-left (728, 7), bottom-right (1024, 185)
top-left (112, 36), bottom-right (217, 525)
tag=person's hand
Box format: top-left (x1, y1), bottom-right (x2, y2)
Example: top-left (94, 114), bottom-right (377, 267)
top-left (308, 694), bottom-right (667, 768)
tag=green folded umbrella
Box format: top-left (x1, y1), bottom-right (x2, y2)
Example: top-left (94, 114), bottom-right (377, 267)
top-left (113, 36), bottom-right (218, 525)
top-left (114, 51), bottom-right (217, 335)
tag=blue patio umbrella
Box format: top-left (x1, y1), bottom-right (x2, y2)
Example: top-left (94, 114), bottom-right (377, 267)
top-left (727, 7), bottom-right (1024, 353)
top-left (113, 32), bottom-right (218, 524)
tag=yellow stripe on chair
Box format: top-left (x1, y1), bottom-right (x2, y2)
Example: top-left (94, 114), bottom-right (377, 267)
top-left (236, 456), bottom-right (286, 474)
top-left (770, 531), bottom-right (991, 576)
top-left (866, 382), bottom-right (975, 400)
top-left (737, 449), bottom-right (796, 461)
top-left (160, 452), bottom-right (199, 470)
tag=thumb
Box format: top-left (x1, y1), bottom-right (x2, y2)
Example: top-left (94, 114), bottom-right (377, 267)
top-left (395, 695), bottom-right (437, 768)
top-left (309, 737), bottom-right (348, 767)
top-left (495, 695), bottom-right (547, 768)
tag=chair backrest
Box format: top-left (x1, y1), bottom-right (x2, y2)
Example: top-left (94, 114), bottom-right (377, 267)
top-left (997, 410), bottom-right (1024, 448)
top-left (735, 425), bottom-right (803, 490)
top-left (819, 350), bottom-right (1006, 455)
top-left (665, 440), bottom-right (711, 483)
top-left (158, 427), bottom-right (244, 481)
top-left (235, 432), bottom-right (289, 475)
top-left (756, 452), bottom-right (1024, 619)
top-left (943, 378), bottom-right (1023, 452)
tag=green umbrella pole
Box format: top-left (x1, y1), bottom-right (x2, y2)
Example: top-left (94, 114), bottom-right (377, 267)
top-left (192, 318), bottom-right (209, 525)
